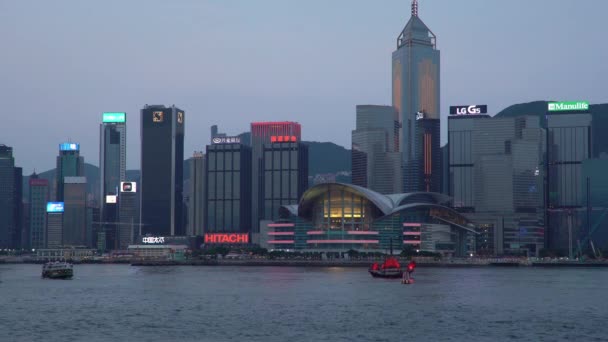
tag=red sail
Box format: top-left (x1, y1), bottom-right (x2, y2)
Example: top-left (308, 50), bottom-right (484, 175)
top-left (381, 257), bottom-right (401, 269)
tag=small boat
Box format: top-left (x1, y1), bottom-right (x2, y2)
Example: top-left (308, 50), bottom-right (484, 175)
top-left (369, 257), bottom-right (403, 278)
top-left (42, 261), bottom-right (74, 279)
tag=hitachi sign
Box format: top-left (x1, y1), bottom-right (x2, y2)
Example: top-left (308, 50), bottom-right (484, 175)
top-left (547, 101), bottom-right (589, 112)
top-left (204, 233), bottom-right (249, 244)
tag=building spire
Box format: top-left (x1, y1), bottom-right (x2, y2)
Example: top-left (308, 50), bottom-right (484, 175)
top-left (411, 0), bottom-right (418, 17)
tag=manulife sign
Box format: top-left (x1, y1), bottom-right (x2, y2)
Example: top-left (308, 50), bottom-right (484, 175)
top-left (547, 101), bottom-right (589, 112)
top-left (102, 112), bottom-right (126, 123)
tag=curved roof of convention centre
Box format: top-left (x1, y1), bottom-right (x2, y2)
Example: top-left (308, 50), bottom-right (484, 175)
top-left (296, 182), bottom-right (454, 218)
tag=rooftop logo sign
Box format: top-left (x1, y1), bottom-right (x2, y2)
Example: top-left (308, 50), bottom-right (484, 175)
top-left (102, 112), bottom-right (126, 123)
top-left (547, 101), bottom-right (589, 112)
top-left (449, 105), bottom-right (487, 115)
top-left (212, 136), bottom-right (241, 144)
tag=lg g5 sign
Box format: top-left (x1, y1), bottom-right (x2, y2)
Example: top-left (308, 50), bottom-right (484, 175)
top-left (449, 105), bottom-right (487, 115)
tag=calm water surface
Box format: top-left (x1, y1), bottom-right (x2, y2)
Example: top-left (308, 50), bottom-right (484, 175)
top-left (1, 264), bottom-right (607, 342)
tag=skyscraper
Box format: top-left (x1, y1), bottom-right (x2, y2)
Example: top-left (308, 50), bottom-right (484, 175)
top-left (29, 174), bottom-right (49, 250)
top-left (118, 181), bottom-right (138, 249)
top-left (251, 122), bottom-right (301, 231)
top-left (188, 152), bottom-right (205, 236)
top-left (392, 0), bottom-right (441, 192)
top-left (546, 102), bottom-right (592, 255)
top-left (205, 141), bottom-right (252, 235)
top-left (262, 141), bottom-right (308, 222)
top-left (351, 105), bottom-right (401, 194)
top-left (13, 167), bottom-right (23, 249)
top-left (140, 105), bottom-right (185, 236)
top-left (0, 145), bottom-right (15, 248)
top-left (55, 143), bottom-right (84, 201)
top-left (63, 176), bottom-right (87, 246)
top-left (99, 112), bottom-right (126, 222)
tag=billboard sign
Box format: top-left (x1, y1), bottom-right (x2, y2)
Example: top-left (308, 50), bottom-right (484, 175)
top-left (204, 233), bottom-right (249, 244)
top-left (449, 105), bottom-right (488, 115)
top-left (415, 111), bottom-right (424, 120)
top-left (142, 236), bottom-right (165, 244)
top-left (105, 195), bottom-right (117, 204)
top-left (547, 101), bottom-right (589, 112)
top-left (46, 202), bottom-right (64, 213)
top-left (212, 136), bottom-right (241, 144)
top-left (270, 135), bottom-right (297, 143)
top-left (59, 143), bottom-right (80, 151)
top-left (102, 112), bottom-right (126, 123)
top-left (120, 182), bottom-right (137, 193)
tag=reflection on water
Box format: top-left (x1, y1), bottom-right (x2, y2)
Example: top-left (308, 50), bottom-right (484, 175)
top-left (1, 264), bottom-right (607, 342)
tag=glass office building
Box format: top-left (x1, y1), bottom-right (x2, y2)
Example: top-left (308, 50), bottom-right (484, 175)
top-left (392, 1), bottom-right (441, 192)
top-left (205, 142), bottom-right (252, 234)
top-left (140, 105), bottom-right (185, 236)
top-left (29, 175), bottom-right (49, 250)
top-left (55, 143), bottom-right (84, 202)
top-left (547, 111), bottom-right (592, 253)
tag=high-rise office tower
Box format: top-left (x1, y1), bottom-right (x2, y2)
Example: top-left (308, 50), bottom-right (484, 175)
top-left (188, 152), bottom-right (205, 236)
top-left (251, 122), bottom-right (301, 231)
top-left (118, 181), bottom-right (138, 249)
top-left (351, 105), bottom-right (401, 194)
top-left (262, 141), bottom-right (308, 222)
top-left (13, 167), bottom-right (23, 249)
top-left (546, 102), bottom-right (592, 255)
top-left (55, 143), bottom-right (84, 202)
top-left (63, 177), bottom-right (87, 246)
top-left (448, 114), bottom-right (545, 256)
top-left (99, 112), bottom-right (126, 221)
top-left (205, 141), bottom-right (252, 234)
top-left (0, 145), bottom-right (15, 248)
top-left (140, 105), bottom-right (185, 236)
top-left (29, 174), bottom-right (49, 250)
top-left (411, 116), bottom-right (441, 192)
top-left (46, 202), bottom-right (64, 248)
top-left (392, 0), bottom-right (441, 192)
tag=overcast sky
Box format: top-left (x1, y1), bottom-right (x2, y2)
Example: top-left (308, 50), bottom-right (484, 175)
top-left (1, 0), bottom-right (607, 174)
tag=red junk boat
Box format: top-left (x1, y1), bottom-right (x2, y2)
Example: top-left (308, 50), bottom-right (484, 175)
top-left (368, 257), bottom-right (403, 278)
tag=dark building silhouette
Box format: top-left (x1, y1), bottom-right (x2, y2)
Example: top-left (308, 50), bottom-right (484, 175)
top-left (205, 142), bottom-right (252, 234)
top-left (29, 174), bottom-right (49, 250)
top-left (0, 145), bottom-right (15, 248)
top-left (140, 105), bottom-right (185, 236)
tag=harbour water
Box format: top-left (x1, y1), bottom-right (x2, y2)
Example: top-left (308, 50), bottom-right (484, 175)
top-left (1, 264), bottom-right (607, 341)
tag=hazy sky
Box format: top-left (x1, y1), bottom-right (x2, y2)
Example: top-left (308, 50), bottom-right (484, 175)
top-left (1, 0), bottom-right (607, 174)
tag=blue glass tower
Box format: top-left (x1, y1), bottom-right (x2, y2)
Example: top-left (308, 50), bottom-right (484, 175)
top-left (392, 0), bottom-right (441, 192)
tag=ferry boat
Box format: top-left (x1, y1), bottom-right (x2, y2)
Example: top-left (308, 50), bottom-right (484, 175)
top-left (42, 261), bottom-right (74, 279)
top-left (369, 257), bottom-right (403, 278)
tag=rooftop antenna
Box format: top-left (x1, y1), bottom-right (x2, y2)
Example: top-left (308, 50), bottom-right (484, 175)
top-left (412, 0), bottom-right (418, 17)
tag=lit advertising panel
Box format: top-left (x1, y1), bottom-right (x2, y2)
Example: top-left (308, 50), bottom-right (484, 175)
top-left (204, 233), bottom-right (249, 244)
top-left (120, 182), bottom-right (137, 193)
top-left (105, 195), bottom-right (117, 204)
top-left (449, 105), bottom-right (488, 115)
top-left (102, 112), bottom-right (126, 123)
top-left (212, 136), bottom-right (241, 144)
top-left (46, 202), bottom-right (64, 213)
top-left (270, 135), bottom-right (297, 143)
top-left (547, 101), bottom-right (589, 112)
top-left (59, 143), bottom-right (80, 151)
top-left (142, 236), bottom-right (165, 244)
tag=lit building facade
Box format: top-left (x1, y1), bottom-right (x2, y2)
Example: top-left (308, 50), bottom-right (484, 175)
top-left (261, 182), bottom-right (476, 256)
top-left (118, 181), bottom-right (138, 250)
top-left (392, 1), bottom-right (441, 192)
top-left (140, 105), bottom-right (185, 236)
top-left (205, 142), bottom-right (252, 235)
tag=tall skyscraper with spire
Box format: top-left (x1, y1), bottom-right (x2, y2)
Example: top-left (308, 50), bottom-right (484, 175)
top-left (392, 0), bottom-right (441, 193)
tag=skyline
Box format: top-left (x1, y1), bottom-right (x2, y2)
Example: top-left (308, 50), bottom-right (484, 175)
top-left (2, 0), bottom-right (607, 174)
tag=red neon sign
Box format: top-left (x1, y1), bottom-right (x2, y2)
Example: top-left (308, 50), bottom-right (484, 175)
top-left (204, 233), bottom-right (249, 244)
top-left (270, 135), bottom-right (297, 143)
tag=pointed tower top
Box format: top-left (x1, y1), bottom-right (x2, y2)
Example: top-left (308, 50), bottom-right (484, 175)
top-left (411, 0), bottom-right (418, 17)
